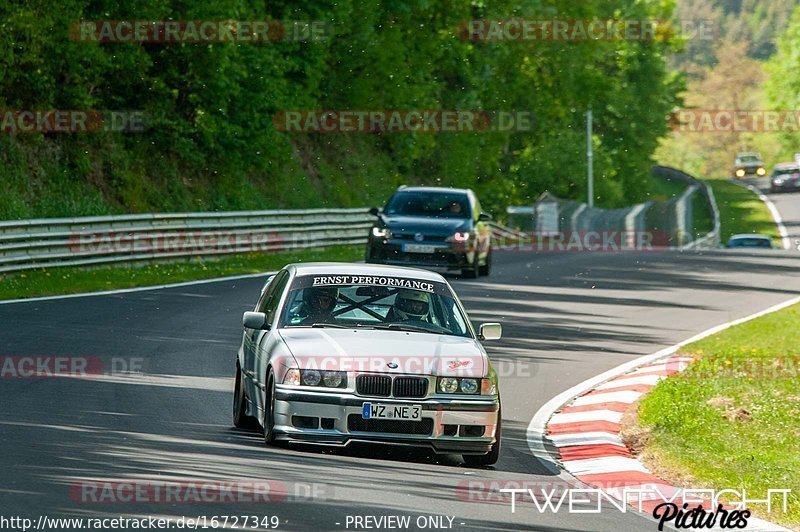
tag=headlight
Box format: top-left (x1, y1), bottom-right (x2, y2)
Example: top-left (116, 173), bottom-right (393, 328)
top-left (437, 377), bottom-right (494, 395)
top-left (302, 369), bottom-right (321, 386)
top-left (460, 378), bottom-right (479, 394)
top-left (284, 369), bottom-right (347, 388)
top-left (322, 371), bottom-right (344, 388)
top-left (735, 169), bottom-right (746, 177)
top-left (283, 368), bottom-right (301, 385)
top-left (439, 377), bottom-right (459, 393)
top-left (372, 227), bottom-right (391, 239)
top-left (757, 167), bottom-right (767, 176)
top-left (449, 231), bottom-right (470, 242)
top-left (774, 177), bottom-right (785, 185)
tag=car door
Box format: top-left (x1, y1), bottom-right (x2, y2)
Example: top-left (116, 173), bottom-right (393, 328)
top-left (243, 271), bottom-right (289, 401)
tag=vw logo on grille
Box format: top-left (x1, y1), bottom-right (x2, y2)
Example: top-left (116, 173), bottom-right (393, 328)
top-left (387, 362), bottom-right (399, 369)
top-left (414, 233), bottom-right (424, 242)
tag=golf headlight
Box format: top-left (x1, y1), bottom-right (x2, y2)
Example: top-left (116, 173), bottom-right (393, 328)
top-left (774, 177), bottom-right (784, 185)
top-left (452, 232), bottom-right (470, 242)
top-left (460, 378), bottom-right (479, 394)
top-left (302, 369), bottom-right (321, 386)
top-left (735, 169), bottom-right (745, 177)
top-left (439, 377), bottom-right (459, 393)
top-left (757, 167), bottom-right (766, 176)
top-left (372, 227), bottom-right (391, 239)
top-left (322, 371), bottom-right (344, 388)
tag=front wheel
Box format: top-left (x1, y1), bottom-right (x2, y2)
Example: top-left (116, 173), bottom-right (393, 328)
top-left (463, 406), bottom-right (501, 466)
top-left (461, 251), bottom-right (480, 279)
top-left (233, 363), bottom-right (257, 429)
top-left (479, 248), bottom-right (492, 277)
top-left (263, 371), bottom-right (278, 445)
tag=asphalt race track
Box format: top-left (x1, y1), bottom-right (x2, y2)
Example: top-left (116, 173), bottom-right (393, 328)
top-left (1, 193), bottom-right (799, 531)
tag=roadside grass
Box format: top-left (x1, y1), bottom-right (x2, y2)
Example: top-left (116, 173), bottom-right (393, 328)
top-left (705, 179), bottom-right (781, 245)
top-left (636, 303), bottom-right (800, 529)
top-left (0, 245), bottom-right (363, 301)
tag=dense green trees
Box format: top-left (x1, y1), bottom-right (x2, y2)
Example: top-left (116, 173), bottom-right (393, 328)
top-left (0, 0), bottom-right (681, 219)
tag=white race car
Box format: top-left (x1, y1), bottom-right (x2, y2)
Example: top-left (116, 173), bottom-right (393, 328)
top-left (234, 262), bottom-right (502, 465)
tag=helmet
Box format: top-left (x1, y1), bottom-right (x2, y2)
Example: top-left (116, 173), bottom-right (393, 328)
top-left (305, 286), bottom-right (339, 313)
top-left (393, 289), bottom-right (429, 320)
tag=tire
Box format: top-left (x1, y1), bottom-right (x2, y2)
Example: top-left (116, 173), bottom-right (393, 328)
top-left (479, 248), bottom-right (492, 277)
top-left (263, 370), bottom-right (278, 445)
top-left (463, 406), bottom-right (501, 467)
top-left (233, 363), bottom-right (257, 429)
top-left (461, 251), bottom-right (480, 279)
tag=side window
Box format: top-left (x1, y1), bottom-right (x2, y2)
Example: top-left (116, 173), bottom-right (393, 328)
top-left (258, 271), bottom-right (289, 324)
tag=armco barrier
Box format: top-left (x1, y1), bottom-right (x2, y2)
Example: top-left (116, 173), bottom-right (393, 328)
top-left (0, 208), bottom-right (373, 274)
top-left (506, 166), bottom-right (721, 250)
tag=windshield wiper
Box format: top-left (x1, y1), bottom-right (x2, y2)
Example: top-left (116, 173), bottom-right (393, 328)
top-left (309, 323), bottom-right (352, 329)
top-left (369, 323), bottom-right (448, 335)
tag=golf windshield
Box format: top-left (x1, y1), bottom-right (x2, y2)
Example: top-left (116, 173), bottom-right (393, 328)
top-left (384, 191), bottom-right (470, 219)
top-left (279, 275), bottom-right (471, 337)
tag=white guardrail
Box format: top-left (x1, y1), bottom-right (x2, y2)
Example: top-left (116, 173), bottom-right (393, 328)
top-left (0, 208), bottom-right (374, 274)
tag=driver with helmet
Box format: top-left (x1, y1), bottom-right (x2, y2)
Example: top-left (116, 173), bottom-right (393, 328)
top-left (390, 289), bottom-right (431, 322)
top-left (297, 286), bottom-right (339, 324)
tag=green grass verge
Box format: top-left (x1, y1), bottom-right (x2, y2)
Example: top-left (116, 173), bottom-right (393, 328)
top-left (706, 179), bottom-right (781, 245)
top-left (637, 303), bottom-right (800, 529)
top-left (0, 245), bottom-right (363, 301)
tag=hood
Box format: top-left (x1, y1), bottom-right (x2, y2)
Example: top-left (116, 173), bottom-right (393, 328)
top-left (380, 215), bottom-right (471, 237)
top-left (278, 328), bottom-right (486, 378)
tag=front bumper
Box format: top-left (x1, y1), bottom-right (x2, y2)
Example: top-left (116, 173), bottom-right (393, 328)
top-left (771, 180), bottom-right (800, 192)
top-left (272, 386), bottom-right (499, 454)
top-left (367, 238), bottom-right (471, 272)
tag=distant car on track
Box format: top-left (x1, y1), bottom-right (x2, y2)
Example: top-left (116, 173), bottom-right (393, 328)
top-left (365, 187), bottom-right (493, 278)
top-left (726, 234), bottom-right (774, 249)
top-left (770, 162), bottom-right (800, 193)
top-left (732, 153), bottom-right (767, 179)
top-left (233, 262), bottom-right (503, 465)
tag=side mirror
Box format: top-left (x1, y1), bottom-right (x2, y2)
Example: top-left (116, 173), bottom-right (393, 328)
top-left (243, 311), bottom-right (268, 330)
top-left (478, 323), bottom-right (502, 341)
top-left (368, 207), bottom-right (380, 216)
top-left (478, 212), bottom-right (493, 222)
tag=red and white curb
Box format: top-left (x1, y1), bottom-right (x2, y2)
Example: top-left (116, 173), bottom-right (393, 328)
top-left (545, 353), bottom-right (788, 530)
top-left (527, 295), bottom-right (800, 531)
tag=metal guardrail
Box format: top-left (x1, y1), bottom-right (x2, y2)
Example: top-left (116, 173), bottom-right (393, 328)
top-left (0, 208), bottom-right (373, 274)
top-left (651, 166), bottom-right (721, 250)
top-left (505, 166), bottom-right (721, 250)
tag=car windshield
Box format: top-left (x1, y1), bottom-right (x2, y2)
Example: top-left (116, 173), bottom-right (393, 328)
top-left (384, 191), bottom-right (470, 219)
top-left (279, 274), bottom-right (471, 337)
top-left (773, 167), bottom-right (799, 176)
top-left (738, 155), bottom-right (760, 163)
top-left (729, 238), bottom-right (772, 248)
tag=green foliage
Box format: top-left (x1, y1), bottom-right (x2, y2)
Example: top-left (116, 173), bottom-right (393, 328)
top-left (0, 0), bottom-right (682, 219)
top-left (638, 304), bottom-right (800, 529)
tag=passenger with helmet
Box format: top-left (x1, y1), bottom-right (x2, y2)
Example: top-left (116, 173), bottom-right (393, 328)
top-left (389, 289), bottom-right (431, 323)
top-left (297, 286), bottom-right (339, 324)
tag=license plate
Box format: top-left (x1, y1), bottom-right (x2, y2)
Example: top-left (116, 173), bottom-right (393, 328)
top-left (362, 403), bottom-right (422, 421)
top-left (403, 244), bottom-right (437, 253)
